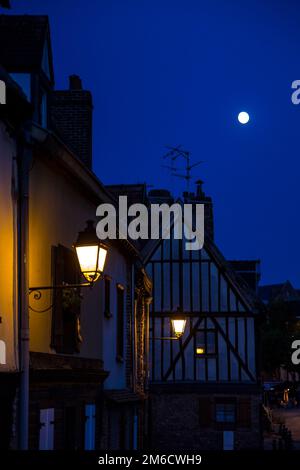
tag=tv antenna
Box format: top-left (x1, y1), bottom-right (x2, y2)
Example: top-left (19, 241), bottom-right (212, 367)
top-left (162, 145), bottom-right (204, 191)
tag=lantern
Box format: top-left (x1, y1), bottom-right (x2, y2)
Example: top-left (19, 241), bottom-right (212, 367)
top-left (75, 220), bottom-right (107, 283)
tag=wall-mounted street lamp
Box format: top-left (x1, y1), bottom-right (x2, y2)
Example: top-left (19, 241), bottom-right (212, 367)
top-left (29, 220), bottom-right (107, 297)
top-left (155, 308), bottom-right (187, 340)
top-left (171, 315), bottom-right (187, 339)
top-left (74, 220), bottom-right (107, 283)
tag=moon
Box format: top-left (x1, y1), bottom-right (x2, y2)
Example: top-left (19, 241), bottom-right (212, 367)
top-left (238, 111), bottom-right (250, 124)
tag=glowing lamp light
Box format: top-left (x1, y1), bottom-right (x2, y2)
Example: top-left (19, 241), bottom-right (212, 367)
top-left (196, 347), bottom-right (205, 355)
top-left (75, 220), bottom-right (107, 284)
top-left (171, 316), bottom-right (186, 339)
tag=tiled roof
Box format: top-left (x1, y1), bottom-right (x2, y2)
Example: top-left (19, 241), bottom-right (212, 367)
top-left (258, 281), bottom-right (300, 302)
top-left (0, 15), bottom-right (49, 71)
top-left (106, 183), bottom-right (149, 206)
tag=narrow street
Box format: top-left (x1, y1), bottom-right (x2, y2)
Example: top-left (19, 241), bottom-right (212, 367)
top-left (265, 408), bottom-right (300, 450)
top-left (273, 408), bottom-right (300, 449)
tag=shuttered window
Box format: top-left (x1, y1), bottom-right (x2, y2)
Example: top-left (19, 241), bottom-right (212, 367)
top-left (104, 276), bottom-right (112, 318)
top-left (223, 430), bottom-right (234, 450)
top-left (39, 408), bottom-right (54, 450)
top-left (116, 284), bottom-right (125, 360)
top-left (84, 404), bottom-right (96, 450)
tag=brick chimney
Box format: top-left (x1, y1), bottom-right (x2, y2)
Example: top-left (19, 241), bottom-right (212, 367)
top-left (183, 180), bottom-right (214, 240)
top-left (50, 75), bottom-right (93, 169)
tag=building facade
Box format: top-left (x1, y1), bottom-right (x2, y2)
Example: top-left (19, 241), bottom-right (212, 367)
top-left (0, 66), bottom-right (32, 448)
top-left (141, 185), bottom-right (263, 451)
top-left (0, 14), bottom-right (151, 450)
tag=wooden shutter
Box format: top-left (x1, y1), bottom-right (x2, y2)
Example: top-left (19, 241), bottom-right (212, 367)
top-left (116, 284), bottom-right (125, 359)
top-left (199, 397), bottom-right (212, 427)
top-left (39, 408), bottom-right (54, 450)
top-left (51, 245), bottom-right (64, 351)
top-left (51, 244), bottom-right (81, 353)
top-left (104, 276), bottom-right (111, 317)
top-left (84, 404), bottom-right (96, 450)
top-left (237, 398), bottom-right (251, 428)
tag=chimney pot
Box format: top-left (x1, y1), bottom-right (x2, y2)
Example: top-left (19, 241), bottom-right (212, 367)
top-left (195, 179), bottom-right (204, 198)
top-left (69, 74), bottom-right (82, 90)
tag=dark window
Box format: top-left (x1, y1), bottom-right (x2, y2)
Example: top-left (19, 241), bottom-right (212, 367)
top-left (116, 284), bottom-right (124, 360)
top-left (215, 403), bottom-right (236, 423)
top-left (51, 245), bottom-right (82, 354)
top-left (104, 277), bottom-right (112, 318)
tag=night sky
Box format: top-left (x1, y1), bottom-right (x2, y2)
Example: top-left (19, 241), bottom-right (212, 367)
top-left (7, 0), bottom-right (300, 286)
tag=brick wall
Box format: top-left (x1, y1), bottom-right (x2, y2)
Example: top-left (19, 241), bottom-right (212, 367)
top-left (149, 392), bottom-right (262, 450)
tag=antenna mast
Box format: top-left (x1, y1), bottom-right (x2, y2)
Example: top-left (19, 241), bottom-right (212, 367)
top-left (162, 145), bottom-right (204, 192)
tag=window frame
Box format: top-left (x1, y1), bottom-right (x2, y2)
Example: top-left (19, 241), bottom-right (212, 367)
top-left (116, 283), bottom-right (125, 362)
top-left (104, 275), bottom-right (112, 318)
top-left (195, 326), bottom-right (217, 357)
top-left (214, 398), bottom-right (237, 430)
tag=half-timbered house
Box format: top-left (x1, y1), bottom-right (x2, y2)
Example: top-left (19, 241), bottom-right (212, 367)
top-left (141, 184), bottom-right (263, 451)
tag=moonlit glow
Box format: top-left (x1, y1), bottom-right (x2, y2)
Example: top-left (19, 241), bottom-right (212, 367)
top-left (238, 111), bottom-right (250, 124)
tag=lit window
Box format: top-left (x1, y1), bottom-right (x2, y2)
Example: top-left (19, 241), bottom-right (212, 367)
top-left (196, 329), bottom-right (216, 355)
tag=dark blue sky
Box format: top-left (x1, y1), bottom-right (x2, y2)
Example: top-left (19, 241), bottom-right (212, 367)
top-left (9, 0), bottom-right (300, 286)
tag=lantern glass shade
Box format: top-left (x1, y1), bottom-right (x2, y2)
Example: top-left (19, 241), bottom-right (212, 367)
top-left (75, 245), bottom-right (107, 283)
top-left (171, 318), bottom-right (186, 338)
top-left (75, 220), bottom-right (107, 283)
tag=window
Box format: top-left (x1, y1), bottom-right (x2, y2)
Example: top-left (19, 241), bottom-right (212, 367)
top-left (116, 284), bottom-right (125, 360)
top-left (40, 89), bottom-right (47, 128)
top-left (223, 431), bottom-right (234, 450)
top-left (196, 327), bottom-right (216, 356)
top-left (133, 413), bottom-right (138, 450)
top-left (39, 408), bottom-right (54, 450)
top-left (0, 80), bottom-right (6, 104)
top-left (104, 276), bottom-right (112, 318)
top-left (0, 340), bottom-right (6, 365)
top-left (51, 245), bottom-right (82, 354)
top-left (84, 404), bottom-right (96, 450)
top-left (215, 403), bottom-right (236, 424)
